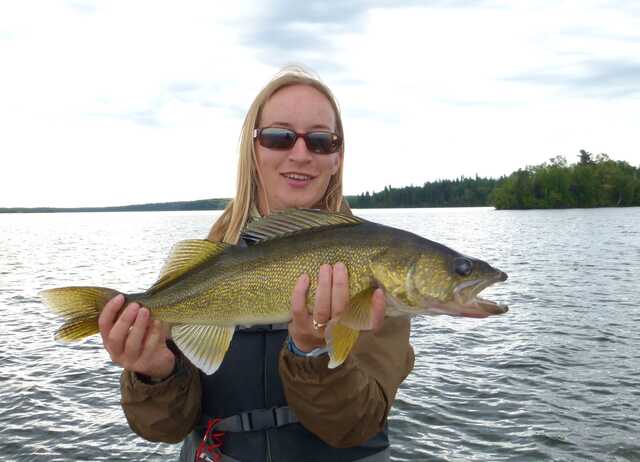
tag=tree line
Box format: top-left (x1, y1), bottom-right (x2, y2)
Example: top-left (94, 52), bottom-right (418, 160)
top-left (490, 151), bottom-right (640, 209)
top-left (347, 176), bottom-right (498, 208)
top-left (347, 151), bottom-right (640, 209)
top-left (0, 198), bottom-right (230, 213)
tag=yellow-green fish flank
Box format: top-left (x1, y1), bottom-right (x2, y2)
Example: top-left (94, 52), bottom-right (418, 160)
top-left (41, 209), bottom-right (508, 374)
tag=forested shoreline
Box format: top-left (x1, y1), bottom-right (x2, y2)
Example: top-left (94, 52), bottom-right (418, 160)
top-left (3, 151), bottom-right (638, 212)
top-left (0, 198), bottom-right (230, 214)
top-left (490, 151), bottom-right (640, 209)
top-left (350, 151), bottom-right (640, 209)
top-left (348, 176), bottom-right (498, 208)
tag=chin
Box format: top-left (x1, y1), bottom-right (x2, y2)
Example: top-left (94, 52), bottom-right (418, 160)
top-left (279, 195), bottom-right (318, 210)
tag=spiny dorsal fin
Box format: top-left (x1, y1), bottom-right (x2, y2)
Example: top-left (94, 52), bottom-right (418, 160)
top-left (147, 240), bottom-right (229, 294)
top-left (241, 208), bottom-right (363, 244)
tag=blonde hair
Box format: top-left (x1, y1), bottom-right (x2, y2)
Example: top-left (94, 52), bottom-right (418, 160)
top-left (208, 65), bottom-right (350, 243)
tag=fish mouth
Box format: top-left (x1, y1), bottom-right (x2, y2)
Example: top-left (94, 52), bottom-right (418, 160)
top-left (449, 271), bottom-right (508, 318)
top-left (417, 271), bottom-right (508, 318)
top-left (391, 270), bottom-right (508, 319)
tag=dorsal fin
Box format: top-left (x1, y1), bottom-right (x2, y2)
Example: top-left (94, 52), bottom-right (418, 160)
top-left (241, 208), bottom-right (363, 244)
top-left (147, 240), bottom-right (229, 294)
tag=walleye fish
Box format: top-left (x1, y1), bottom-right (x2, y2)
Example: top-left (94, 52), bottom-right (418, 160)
top-left (41, 209), bottom-right (508, 375)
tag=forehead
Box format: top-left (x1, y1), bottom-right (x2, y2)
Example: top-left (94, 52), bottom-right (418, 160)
top-left (260, 84), bottom-right (336, 130)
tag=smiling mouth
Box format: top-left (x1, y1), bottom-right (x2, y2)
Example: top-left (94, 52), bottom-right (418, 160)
top-left (282, 173), bottom-right (314, 181)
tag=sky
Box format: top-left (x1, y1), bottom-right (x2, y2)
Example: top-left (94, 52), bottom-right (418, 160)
top-left (1, 0), bottom-right (639, 208)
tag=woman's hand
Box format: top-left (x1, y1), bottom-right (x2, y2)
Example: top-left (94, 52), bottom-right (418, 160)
top-left (98, 294), bottom-right (175, 380)
top-left (289, 262), bottom-right (385, 352)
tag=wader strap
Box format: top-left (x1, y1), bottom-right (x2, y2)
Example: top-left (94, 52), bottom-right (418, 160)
top-left (193, 409), bottom-right (389, 461)
top-left (356, 447), bottom-right (390, 461)
top-left (210, 406), bottom-right (298, 432)
top-left (235, 323), bottom-right (289, 333)
top-left (185, 431), bottom-right (389, 462)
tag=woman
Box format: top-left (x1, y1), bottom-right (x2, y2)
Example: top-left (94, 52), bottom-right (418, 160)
top-left (98, 66), bottom-right (415, 461)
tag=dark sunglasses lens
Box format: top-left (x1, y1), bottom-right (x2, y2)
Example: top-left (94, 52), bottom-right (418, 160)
top-left (259, 128), bottom-right (297, 149)
top-left (306, 132), bottom-right (340, 154)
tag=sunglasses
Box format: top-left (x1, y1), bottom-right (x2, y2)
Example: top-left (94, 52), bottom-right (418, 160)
top-left (253, 127), bottom-right (342, 155)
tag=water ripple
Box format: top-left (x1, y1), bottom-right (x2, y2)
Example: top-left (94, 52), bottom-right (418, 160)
top-left (1, 208), bottom-right (639, 461)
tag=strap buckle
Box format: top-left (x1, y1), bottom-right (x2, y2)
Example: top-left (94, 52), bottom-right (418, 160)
top-left (212, 406), bottom-right (298, 432)
top-left (239, 407), bottom-right (283, 432)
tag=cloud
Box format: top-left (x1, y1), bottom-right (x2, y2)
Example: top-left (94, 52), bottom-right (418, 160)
top-left (84, 79), bottom-right (246, 127)
top-left (84, 110), bottom-right (160, 127)
top-left (67, 1), bottom-right (97, 15)
top-left (238, 0), bottom-right (490, 76)
top-left (562, 25), bottom-right (640, 44)
top-left (120, 110), bottom-right (162, 127)
top-left (508, 59), bottom-right (640, 98)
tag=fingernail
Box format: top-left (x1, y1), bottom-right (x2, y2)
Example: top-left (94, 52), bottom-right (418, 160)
top-left (334, 262), bottom-right (346, 274)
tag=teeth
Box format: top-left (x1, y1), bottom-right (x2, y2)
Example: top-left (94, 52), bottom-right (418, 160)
top-left (284, 173), bottom-right (312, 181)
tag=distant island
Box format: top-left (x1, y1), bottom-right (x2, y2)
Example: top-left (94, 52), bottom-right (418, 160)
top-left (2, 151), bottom-right (638, 213)
top-left (0, 198), bottom-right (230, 213)
top-left (352, 150), bottom-right (639, 209)
top-left (490, 151), bottom-right (639, 209)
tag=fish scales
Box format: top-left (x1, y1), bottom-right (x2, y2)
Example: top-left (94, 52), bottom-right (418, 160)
top-left (133, 222), bottom-right (390, 325)
top-left (41, 209), bottom-right (508, 374)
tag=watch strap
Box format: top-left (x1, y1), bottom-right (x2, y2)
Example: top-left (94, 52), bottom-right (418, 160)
top-left (287, 336), bottom-right (329, 358)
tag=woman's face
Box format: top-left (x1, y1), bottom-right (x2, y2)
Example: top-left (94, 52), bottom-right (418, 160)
top-left (256, 84), bottom-right (341, 214)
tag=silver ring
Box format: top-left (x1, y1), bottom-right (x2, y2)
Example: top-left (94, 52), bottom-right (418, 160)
top-left (313, 319), bottom-right (327, 330)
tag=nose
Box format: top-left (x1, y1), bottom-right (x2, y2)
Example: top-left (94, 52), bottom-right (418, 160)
top-left (288, 136), bottom-right (312, 161)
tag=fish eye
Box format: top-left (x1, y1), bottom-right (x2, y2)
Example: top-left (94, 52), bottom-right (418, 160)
top-left (454, 257), bottom-right (473, 277)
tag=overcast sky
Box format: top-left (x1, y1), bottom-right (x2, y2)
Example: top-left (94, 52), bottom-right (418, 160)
top-left (1, 0), bottom-right (639, 208)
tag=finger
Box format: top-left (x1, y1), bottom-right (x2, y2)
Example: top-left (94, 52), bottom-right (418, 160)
top-left (98, 294), bottom-right (124, 342)
top-left (137, 320), bottom-right (163, 366)
top-left (289, 274), bottom-right (325, 351)
top-left (330, 262), bottom-right (349, 320)
top-left (291, 274), bottom-right (310, 322)
top-left (371, 288), bottom-right (386, 333)
top-left (313, 264), bottom-right (332, 327)
top-left (107, 303), bottom-right (140, 356)
top-left (123, 307), bottom-right (150, 360)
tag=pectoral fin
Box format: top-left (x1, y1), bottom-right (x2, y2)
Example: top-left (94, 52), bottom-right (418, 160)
top-left (326, 323), bottom-right (359, 369)
top-left (171, 324), bottom-right (235, 375)
top-left (340, 287), bottom-right (375, 330)
top-left (325, 288), bottom-right (376, 368)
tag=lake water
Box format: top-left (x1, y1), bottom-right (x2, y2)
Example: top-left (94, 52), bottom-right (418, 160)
top-left (1, 207), bottom-right (638, 461)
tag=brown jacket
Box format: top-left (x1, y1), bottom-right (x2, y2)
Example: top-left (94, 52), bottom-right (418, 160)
top-left (120, 316), bottom-right (414, 448)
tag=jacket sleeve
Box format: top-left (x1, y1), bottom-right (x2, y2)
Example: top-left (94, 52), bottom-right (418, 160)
top-left (120, 344), bottom-right (202, 443)
top-left (279, 316), bottom-right (415, 448)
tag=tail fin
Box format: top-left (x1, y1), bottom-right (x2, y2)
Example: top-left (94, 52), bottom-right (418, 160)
top-left (40, 286), bottom-right (120, 342)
